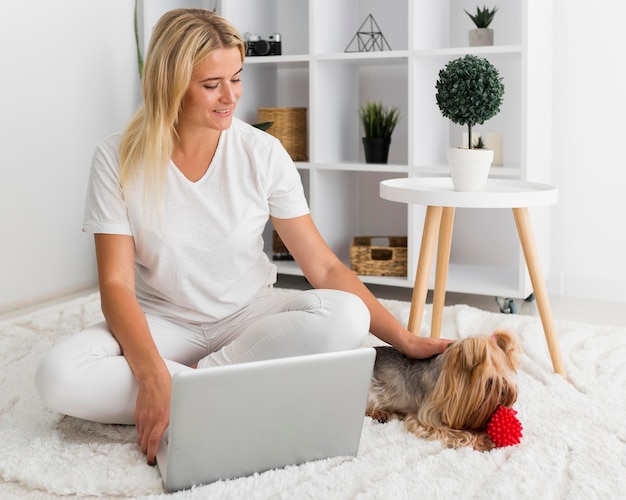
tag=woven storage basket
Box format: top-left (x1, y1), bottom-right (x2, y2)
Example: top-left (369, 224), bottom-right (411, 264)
top-left (350, 236), bottom-right (408, 277)
top-left (272, 230), bottom-right (294, 261)
top-left (257, 107), bottom-right (308, 161)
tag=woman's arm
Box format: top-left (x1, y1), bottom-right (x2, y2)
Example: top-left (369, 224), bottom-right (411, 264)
top-left (271, 215), bottom-right (453, 358)
top-left (94, 233), bottom-right (171, 465)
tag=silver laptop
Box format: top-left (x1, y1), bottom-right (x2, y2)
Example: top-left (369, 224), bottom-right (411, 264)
top-left (156, 347), bottom-right (376, 492)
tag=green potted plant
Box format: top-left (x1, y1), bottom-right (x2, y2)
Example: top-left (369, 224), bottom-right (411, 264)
top-left (358, 101), bottom-right (400, 164)
top-left (435, 54), bottom-right (504, 191)
top-left (465, 5), bottom-right (498, 46)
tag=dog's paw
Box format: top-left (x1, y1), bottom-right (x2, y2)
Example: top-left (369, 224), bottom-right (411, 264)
top-left (473, 432), bottom-right (496, 452)
top-left (367, 409), bottom-right (391, 423)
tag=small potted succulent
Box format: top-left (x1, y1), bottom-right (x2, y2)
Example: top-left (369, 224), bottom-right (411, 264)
top-left (358, 101), bottom-right (400, 164)
top-left (465, 5), bottom-right (498, 46)
top-left (435, 54), bottom-right (504, 191)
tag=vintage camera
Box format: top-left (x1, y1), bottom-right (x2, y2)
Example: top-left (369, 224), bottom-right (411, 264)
top-left (245, 33), bottom-right (282, 56)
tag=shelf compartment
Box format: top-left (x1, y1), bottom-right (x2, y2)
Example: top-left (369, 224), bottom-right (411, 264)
top-left (411, 0), bottom-right (523, 50)
top-left (411, 54), bottom-right (522, 169)
top-left (237, 63), bottom-right (310, 131)
top-left (310, 60), bottom-right (408, 164)
top-left (310, 170), bottom-right (408, 264)
top-left (262, 167), bottom-right (311, 262)
top-left (406, 204), bottom-right (536, 299)
top-left (312, 0), bottom-right (409, 54)
top-left (224, 0), bottom-right (310, 56)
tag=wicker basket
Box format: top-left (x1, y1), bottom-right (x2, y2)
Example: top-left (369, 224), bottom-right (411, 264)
top-left (257, 107), bottom-right (308, 161)
top-left (272, 230), bottom-right (294, 261)
top-left (350, 236), bottom-right (408, 277)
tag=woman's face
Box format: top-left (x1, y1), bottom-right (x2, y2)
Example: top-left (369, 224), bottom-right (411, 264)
top-left (179, 47), bottom-right (243, 132)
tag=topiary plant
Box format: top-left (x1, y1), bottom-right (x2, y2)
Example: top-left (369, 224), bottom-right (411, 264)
top-left (435, 54), bottom-right (504, 149)
top-left (465, 5), bottom-right (498, 29)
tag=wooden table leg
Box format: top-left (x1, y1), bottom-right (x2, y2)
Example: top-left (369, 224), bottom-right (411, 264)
top-left (431, 207), bottom-right (455, 338)
top-left (408, 206), bottom-right (443, 334)
top-left (512, 207), bottom-right (566, 377)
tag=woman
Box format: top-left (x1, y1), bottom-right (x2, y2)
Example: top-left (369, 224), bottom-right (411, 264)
top-left (35, 8), bottom-right (452, 465)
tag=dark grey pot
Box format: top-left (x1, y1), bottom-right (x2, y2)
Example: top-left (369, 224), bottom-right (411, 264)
top-left (362, 137), bottom-right (391, 164)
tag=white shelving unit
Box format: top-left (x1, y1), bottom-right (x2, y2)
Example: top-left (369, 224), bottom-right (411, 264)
top-left (146, 0), bottom-right (553, 300)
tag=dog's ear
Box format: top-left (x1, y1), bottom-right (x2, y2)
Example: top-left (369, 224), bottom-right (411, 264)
top-left (438, 338), bottom-right (490, 386)
top-left (431, 340), bottom-right (494, 430)
top-left (492, 329), bottom-right (522, 369)
top-left (454, 337), bottom-right (488, 372)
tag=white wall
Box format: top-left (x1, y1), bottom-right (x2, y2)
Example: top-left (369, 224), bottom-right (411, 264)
top-left (1, 0), bottom-right (625, 312)
top-left (549, 0), bottom-right (626, 302)
top-left (0, 1), bottom-right (139, 312)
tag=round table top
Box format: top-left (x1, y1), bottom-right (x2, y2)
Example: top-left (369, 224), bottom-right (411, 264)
top-left (380, 177), bottom-right (558, 208)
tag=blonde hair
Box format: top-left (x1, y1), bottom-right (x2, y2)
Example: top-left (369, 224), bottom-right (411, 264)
top-left (119, 8), bottom-right (244, 191)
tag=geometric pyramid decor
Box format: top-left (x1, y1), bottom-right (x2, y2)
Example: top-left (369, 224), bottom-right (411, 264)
top-left (345, 13), bottom-right (392, 52)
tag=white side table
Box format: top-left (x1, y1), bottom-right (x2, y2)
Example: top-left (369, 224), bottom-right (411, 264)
top-left (380, 177), bottom-right (565, 377)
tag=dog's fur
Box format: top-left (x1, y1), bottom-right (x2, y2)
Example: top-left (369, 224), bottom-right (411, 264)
top-left (366, 329), bottom-right (521, 451)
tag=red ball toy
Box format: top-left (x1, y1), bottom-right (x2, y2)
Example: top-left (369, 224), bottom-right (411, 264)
top-left (486, 406), bottom-right (523, 447)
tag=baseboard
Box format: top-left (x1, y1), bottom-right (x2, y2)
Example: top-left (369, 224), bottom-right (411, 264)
top-left (547, 273), bottom-right (626, 304)
top-left (0, 285), bottom-right (98, 320)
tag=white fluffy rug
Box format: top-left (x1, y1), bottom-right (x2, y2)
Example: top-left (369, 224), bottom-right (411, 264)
top-left (1, 291), bottom-right (625, 499)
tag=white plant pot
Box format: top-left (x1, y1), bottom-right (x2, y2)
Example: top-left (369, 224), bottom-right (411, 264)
top-left (468, 28), bottom-right (494, 46)
top-left (447, 147), bottom-right (494, 192)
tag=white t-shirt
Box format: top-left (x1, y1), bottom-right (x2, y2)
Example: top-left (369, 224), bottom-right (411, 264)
top-left (82, 118), bottom-right (310, 323)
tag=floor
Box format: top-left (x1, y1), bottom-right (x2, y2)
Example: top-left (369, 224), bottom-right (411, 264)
top-left (2, 276), bottom-right (624, 328)
top-left (276, 274), bottom-right (626, 328)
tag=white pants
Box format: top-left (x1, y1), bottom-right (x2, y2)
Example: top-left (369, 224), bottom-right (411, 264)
top-left (35, 288), bottom-right (370, 425)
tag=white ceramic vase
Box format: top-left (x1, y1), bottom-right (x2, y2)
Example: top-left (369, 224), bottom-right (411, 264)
top-left (447, 147), bottom-right (494, 192)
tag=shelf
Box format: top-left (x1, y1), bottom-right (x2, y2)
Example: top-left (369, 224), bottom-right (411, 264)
top-left (244, 55), bottom-right (310, 67)
top-left (435, 263), bottom-right (531, 299)
top-left (351, 264), bottom-right (531, 299)
top-left (272, 260), bottom-right (302, 276)
top-left (354, 274), bottom-right (415, 289)
top-left (314, 162), bottom-right (410, 174)
top-left (414, 45), bottom-right (522, 59)
top-left (314, 51), bottom-right (409, 64)
top-left (412, 165), bottom-right (521, 178)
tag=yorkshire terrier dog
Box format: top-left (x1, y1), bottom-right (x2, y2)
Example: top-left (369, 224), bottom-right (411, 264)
top-left (366, 329), bottom-right (521, 451)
